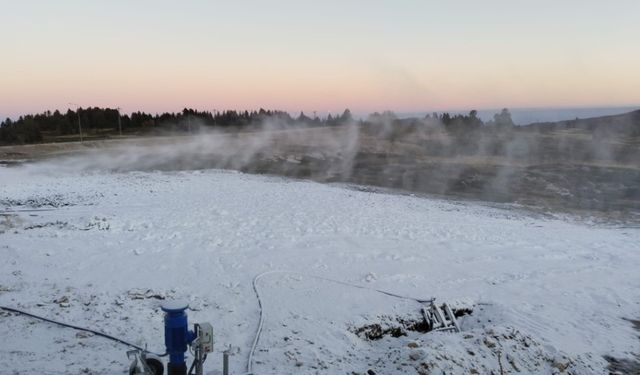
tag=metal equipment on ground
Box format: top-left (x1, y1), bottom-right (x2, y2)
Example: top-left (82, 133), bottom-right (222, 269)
top-left (422, 301), bottom-right (461, 333)
top-left (128, 300), bottom-right (215, 375)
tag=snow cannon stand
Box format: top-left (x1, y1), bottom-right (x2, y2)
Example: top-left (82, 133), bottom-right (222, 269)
top-left (128, 300), bottom-right (215, 375)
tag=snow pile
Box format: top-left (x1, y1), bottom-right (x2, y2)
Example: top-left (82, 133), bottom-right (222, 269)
top-left (0, 166), bottom-right (639, 374)
top-left (348, 304), bottom-right (605, 374)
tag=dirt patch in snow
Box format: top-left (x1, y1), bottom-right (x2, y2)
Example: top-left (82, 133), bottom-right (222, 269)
top-left (347, 305), bottom-right (606, 374)
top-left (0, 194), bottom-right (74, 209)
top-left (605, 318), bottom-right (640, 375)
top-left (350, 306), bottom-right (473, 341)
top-left (351, 317), bottom-right (431, 340)
top-left (351, 324), bottom-right (605, 375)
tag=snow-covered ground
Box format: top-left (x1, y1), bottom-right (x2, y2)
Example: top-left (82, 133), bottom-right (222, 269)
top-left (1, 165), bottom-right (639, 374)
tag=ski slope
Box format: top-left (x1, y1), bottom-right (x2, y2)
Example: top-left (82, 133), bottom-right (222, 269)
top-left (1, 166), bottom-right (639, 374)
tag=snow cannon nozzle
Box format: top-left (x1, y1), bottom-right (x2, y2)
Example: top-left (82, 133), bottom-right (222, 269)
top-left (129, 300), bottom-right (215, 375)
top-left (161, 300), bottom-right (194, 375)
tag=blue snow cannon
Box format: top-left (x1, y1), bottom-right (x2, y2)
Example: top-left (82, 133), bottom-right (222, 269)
top-left (161, 300), bottom-right (196, 375)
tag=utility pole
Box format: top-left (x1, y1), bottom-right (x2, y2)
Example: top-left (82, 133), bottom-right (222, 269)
top-left (117, 107), bottom-right (122, 136)
top-left (69, 103), bottom-right (83, 142)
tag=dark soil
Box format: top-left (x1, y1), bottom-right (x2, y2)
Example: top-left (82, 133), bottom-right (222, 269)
top-left (605, 319), bottom-right (640, 374)
top-left (351, 316), bottom-right (431, 341)
top-left (351, 307), bottom-right (473, 341)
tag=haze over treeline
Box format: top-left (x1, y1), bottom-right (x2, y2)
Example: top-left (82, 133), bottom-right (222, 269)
top-left (1, 105), bottom-right (639, 215)
top-left (0, 108), bottom-right (350, 144)
top-left (0, 107), bottom-right (518, 145)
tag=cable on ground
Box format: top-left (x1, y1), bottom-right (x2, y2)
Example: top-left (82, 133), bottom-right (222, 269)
top-left (245, 270), bottom-right (434, 374)
top-left (0, 305), bottom-right (166, 357)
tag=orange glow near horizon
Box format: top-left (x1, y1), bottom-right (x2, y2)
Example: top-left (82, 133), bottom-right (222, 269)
top-left (2, 1), bottom-right (640, 118)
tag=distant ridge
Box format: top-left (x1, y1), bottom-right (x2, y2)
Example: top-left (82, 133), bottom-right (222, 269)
top-left (394, 106), bottom-right (640, 125)
top-left (525, 109), bottom-right (640, 136)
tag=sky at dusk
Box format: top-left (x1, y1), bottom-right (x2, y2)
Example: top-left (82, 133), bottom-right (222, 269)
top-left (1, 0), bottom-right (640, 119)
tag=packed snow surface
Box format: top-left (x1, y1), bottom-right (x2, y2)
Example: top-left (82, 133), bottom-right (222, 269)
top-left (1, 166), bottom-right (639, 374)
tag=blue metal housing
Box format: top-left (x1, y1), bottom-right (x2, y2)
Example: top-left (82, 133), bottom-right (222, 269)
top-left (161, 301), bottom-right (195, 373)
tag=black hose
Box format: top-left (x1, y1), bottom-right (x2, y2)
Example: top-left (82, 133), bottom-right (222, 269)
top-left (0, 305), bottom-right (167, 356)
